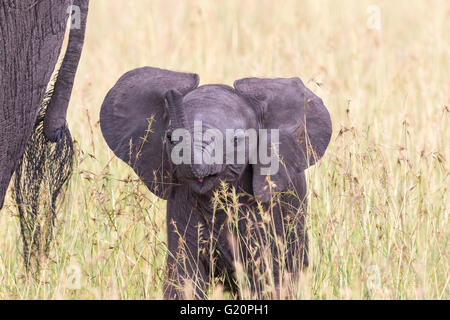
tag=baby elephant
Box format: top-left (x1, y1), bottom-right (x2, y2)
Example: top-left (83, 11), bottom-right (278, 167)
top-left (100, 67), bottom-right (332, 299)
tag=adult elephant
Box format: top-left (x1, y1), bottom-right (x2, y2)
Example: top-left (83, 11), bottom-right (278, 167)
top-left (0, 0), bottom-right (89, 268)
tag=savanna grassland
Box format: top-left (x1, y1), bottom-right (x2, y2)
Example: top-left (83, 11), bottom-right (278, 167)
top-left (0, 0), bottom-right (448, 299)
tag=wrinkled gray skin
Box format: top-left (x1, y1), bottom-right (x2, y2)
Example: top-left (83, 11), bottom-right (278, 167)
top-left (100, 67), bottom-right (332, 299)
top-left (0, 0), bottom-right (89, 209)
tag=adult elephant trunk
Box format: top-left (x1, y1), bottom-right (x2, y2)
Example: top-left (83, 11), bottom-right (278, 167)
top-left (0, 0), bottom-right (89, 270)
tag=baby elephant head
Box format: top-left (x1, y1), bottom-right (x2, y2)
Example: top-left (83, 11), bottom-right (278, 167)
top-left (100, 67), bottom-right (332, 201)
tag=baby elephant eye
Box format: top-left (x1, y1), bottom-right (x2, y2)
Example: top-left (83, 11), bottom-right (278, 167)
top-left (166, 131), bottom-right (173, 142)
top-left (233, 135), bottom-right (242, 147)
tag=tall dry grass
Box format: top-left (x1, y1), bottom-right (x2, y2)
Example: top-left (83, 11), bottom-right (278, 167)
top-left (0, 0), bottom-right (448, 299)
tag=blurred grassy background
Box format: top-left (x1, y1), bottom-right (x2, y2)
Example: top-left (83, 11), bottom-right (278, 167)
top-left (0, 0), bottom-right (448, 299)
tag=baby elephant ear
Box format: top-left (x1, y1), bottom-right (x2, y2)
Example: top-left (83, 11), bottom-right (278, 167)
top-left (100, 67), bottom-right (199, 199)
top-left (234, 77), bottom-right (332, 202)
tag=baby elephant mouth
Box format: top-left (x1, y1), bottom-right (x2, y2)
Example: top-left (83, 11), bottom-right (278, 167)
top-left (188, 173), bottom-right (220, 194)
top-left (196, 173), bottom-right (217, 184)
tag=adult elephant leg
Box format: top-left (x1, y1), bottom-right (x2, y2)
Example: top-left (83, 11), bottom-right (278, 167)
top-left (0, 0), bottom-right (89, 269)
top-left (15, 0), bottom-right (89, 269)
top-left (0, 0), bottom-right (71, 210)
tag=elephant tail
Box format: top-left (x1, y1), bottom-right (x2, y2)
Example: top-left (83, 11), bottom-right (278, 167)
top-left (14, 0), bottom-right (89, 271)
top-left (14, 85), bottom-right (74, 270)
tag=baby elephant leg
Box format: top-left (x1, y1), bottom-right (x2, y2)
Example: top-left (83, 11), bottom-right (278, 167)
top-left (282, 172), bottom-right (309, 271)
top-left (271, 173), bottom-right (309, 295)
top-left (164, 207), bottom-right (209, 300)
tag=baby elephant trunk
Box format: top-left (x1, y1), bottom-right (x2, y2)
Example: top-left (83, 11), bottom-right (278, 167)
top-left (191, 141), bottom-right (223, 179)
top-left (191, 163), bottom-right (215, 179)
